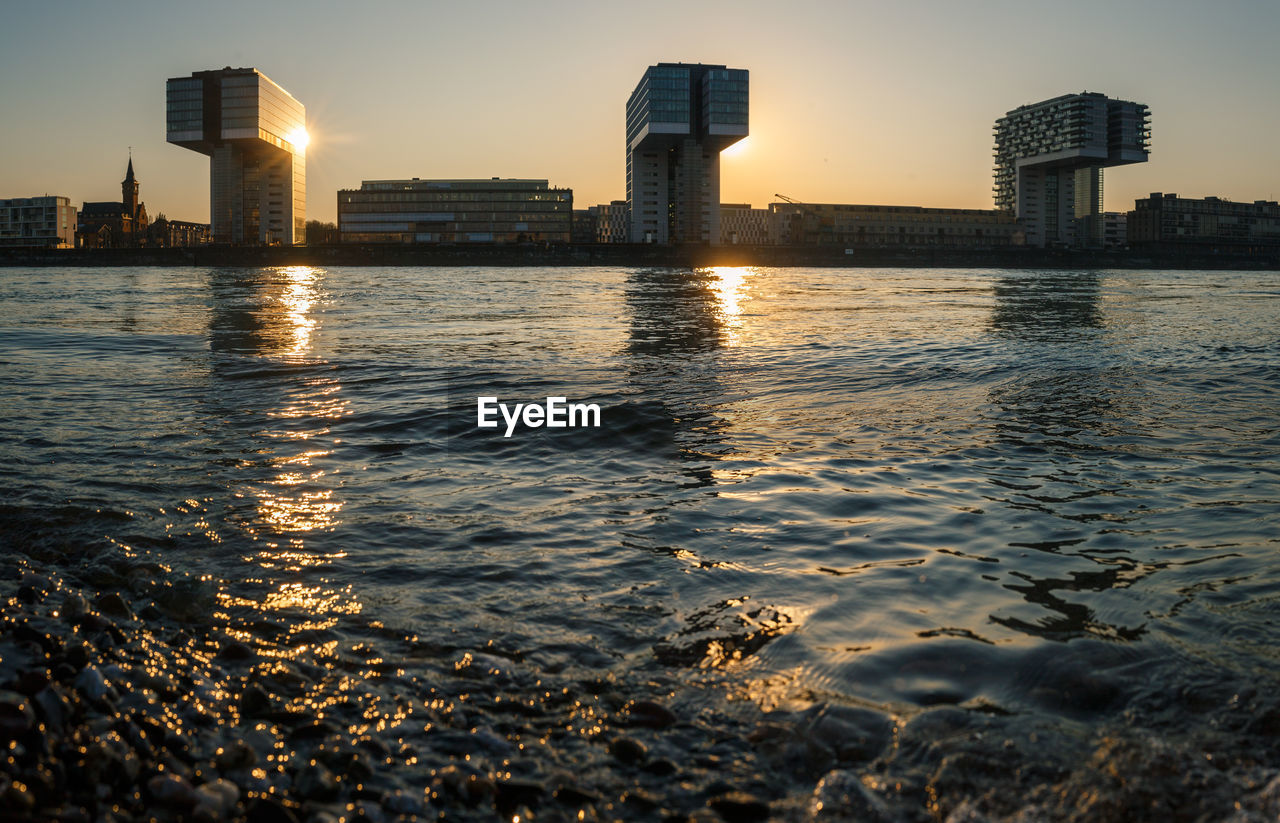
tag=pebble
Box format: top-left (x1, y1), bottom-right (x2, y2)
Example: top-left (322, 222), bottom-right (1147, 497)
top-left (810, 770), bottom-right (892, 822)
top-left (193, 778), bottom-right (241, 819)
top-left (0, 776), bottom-right (36, 814)
top-left (215, 740), bottom-right (258, 771)
top-left (246, 797), bottom-right (300, 823)
top-left (295, 763), bottom-right (340, 801)
top-left (73, 665), bottom-right (112, 702)
top-left (239, 684), bottom-right (273, 718)
top-left (382, 788), bottom-right (425, 815)
top-left (95, 592), bottom-right (133, 619)
top-left (148, 773), bottom-right (198, 808)
top-left (622, 699), bottom-right (678, 729)
top-left (0, 690), bottom-right (35, 739)
top-left (60, 592), bottom-right (90, 620)
top-left (808, 705), bottom-right (893, 764)
top-left (609, 735), bottom-right (649, 764)
top-left (708, 791), bottom-right (770, 823)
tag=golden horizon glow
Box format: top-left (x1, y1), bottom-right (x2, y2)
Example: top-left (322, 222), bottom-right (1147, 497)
top-left (3, 4), bottom-right (1278, 224)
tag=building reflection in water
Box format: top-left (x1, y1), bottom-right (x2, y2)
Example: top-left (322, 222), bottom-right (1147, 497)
top-left (205, 266), bottom-right (357, 632)
top-left (622, 266), bottom-right (759, 474)
top-left (982, 270), bottom-right (1150, 642)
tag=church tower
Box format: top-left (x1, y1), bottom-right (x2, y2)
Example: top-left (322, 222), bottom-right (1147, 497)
top-left (122, 155), bottom-right (139, 220)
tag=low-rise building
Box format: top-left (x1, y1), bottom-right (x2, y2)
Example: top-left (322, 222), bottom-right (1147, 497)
top-left (1102, 212), bottom-right (1127, 249)
top-left (571, 209), bottom-right (596, 243)
top-left (338, 178), bottom-right (572, 244)
top-left (769, 202), bottom-right (1017, 247)
top-left (1128, 193), bottom-right (1280, 251)
top-left (149, 217), bottom-right (211, 247)
top-left (590, 201), bottom-right (628, 243)
top-left (0, 196), bottom-right (77, 248)
top-left (720, 204), bottom-right (771, 244)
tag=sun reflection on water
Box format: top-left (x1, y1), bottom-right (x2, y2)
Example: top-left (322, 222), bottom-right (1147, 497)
top-left (279, 265), bottom-right (319, 360)
top-left (230, 267), bottom-right (356, 622)
top-left (706, 266), bottom-right (754, 345)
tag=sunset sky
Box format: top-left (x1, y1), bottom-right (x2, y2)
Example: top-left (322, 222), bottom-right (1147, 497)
top-left (2, 0), bottom-right (1277, 225)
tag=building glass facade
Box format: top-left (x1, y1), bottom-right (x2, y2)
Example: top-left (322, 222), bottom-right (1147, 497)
top-left (1128, 193), bottom-right (1280, 251)
top-left (993, 92), bottom-right (1149, 248)
top-left (337, 179), bottom-right (572, 244)
top-left (626, 63), bottom-right (748, 244)
top-left (0, 196), bottom-right (76, 248)
top-left (166, 68), bottom-right (306, 245)
top-left (769, 202), bottom-right (1018, 247)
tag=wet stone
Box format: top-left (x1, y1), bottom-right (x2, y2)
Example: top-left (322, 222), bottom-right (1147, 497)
top-left (0, 689), bottom-right (35, 740)
top-left (708, 791), bottom-right (771, 823)
top-left (219, 639), bottom-right (255, 661)
top-left (553, 781), bottom-right (601, 806)
top-left (495, 779), bottom-right (544, 814)
top-left (239, 685), bottom-right (272, 718)
top-left (73, 665), bottom-right (112, 703)
top-left (295, 763), bottom-right (340, 801)
top-left (381, 788), bottom-right (425, 816)
top-left (148, 773), bottom-right (198, 808)
top-left (622, 699), bottom-right (678, 729)
top-left (215, 740), bottom-right (258, 772)
top-left (289, 719), bottom-right (339, 741)
top-left (609, 735), bottom-right (648, 764)
top-left (60, 592), bottom-right (90, 620)
top-left (642, 756), bottom-right (678, 776)
top-left (95, 592), bottom-right (133, 619)
top-left (810, 770), bottom-right (892, 822)
top-left (246, 797), bottom-right (301, 823)
top-left (808, 705), bottom-right (894, 764)
top-left (14, 667), bottom-right (49, 697)
top-left (0, 777), bottom-right (36, 814)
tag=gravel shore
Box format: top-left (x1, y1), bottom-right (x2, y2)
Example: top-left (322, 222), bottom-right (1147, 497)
top-left (3, 548), bottom-right (1280, 822)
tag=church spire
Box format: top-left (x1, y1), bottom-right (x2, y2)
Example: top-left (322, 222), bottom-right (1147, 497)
top-left (122, 150), bottom-right (139, 218)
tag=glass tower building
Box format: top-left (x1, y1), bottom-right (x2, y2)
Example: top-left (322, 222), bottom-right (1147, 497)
top-left (166, 68), bottom-right (306, 245)
top-left (993, 92), bottom-right (1149, 248)
top-left (626, 63), bottom-right (748, 244)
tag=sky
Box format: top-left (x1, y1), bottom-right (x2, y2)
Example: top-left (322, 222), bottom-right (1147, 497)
top-left (2, 0), bottom-right (1278, 225)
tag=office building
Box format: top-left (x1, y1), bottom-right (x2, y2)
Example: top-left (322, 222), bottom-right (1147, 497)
top-left (590, 201), bottom-right (629, 243)
top-left (78, 155), bottom-right (149, 248)
top-left (1128, 193), bottom-right (1280, 251)
top-left (994, 92), bottom-right (1149, 248)
top-left (337, 179), bottom-right (572, 244)
top-left (720, 204), bottom-right (771, 244)
top-left (571, 209), bottom-right (595, 244)
top-left (626, 63), bottom-right (748, 244)
top-left (769, 202), bottom-right (1018, 247)
top-left (0, 196), bottom-right (76, 248)
top-left (1102, 212), bottom-right (1127, 249)
top-left (166, 67), bottom-right (306, 245)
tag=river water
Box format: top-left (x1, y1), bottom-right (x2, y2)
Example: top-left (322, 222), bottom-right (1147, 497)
top-left (2, 265), bottom-right (1279, 818)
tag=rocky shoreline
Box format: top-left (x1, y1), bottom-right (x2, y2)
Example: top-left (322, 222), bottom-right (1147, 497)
top-left (3, 548), bottom-right (1280, 822)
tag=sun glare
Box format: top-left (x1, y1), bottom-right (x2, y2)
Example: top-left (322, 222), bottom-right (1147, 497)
top-left (721, 135), bottom-right (750, 159)
top-left (286, 127), bottom-right (310, 151)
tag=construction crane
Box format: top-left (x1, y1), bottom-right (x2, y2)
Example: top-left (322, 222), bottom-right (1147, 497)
top-left (773, 194), bottom-right (810, 243)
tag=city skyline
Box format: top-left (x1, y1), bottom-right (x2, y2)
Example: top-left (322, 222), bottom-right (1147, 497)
top-left (2, 0), bottom-right (1278, 225)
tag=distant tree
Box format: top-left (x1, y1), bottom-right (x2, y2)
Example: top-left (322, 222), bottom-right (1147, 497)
top-left (305, 220), bottom-right (339, 245)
